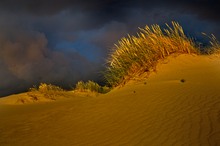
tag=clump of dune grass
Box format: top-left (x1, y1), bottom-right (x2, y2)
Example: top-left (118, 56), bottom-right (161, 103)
top-left (27, 83), bottom-right (65, 100)
top-left (105, 21), bottom-right (199, 86)
top-left (75, 80), bottom-right (110, 93)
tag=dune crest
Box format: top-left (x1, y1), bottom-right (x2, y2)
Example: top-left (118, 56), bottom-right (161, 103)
top-left (1, 54), bottom-right (220, 145)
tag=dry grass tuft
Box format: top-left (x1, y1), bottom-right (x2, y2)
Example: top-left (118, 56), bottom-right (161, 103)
top-left (27, 83), bottom-right (65, 100)
top-left (74, 80), bottom-right (111, 93)
top-left (202, 33), bottom-right (220, 54)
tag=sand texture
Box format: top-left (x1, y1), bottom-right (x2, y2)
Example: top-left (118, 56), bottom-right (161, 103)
top-left (1, 54), bottom-right (220, 145)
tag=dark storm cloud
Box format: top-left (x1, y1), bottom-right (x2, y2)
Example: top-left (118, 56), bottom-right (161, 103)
top-left (0, 0), bottom-right (219, 97)
top-left (0, 0), bottom-right (219, 22)
top-left (0, 0), bottom-right (130, 19)
top-left (0, 28), bottom-right (100, 97)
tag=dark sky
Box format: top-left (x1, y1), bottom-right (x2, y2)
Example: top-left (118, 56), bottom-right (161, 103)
top-left (0, 0), bottom-right (219, 97)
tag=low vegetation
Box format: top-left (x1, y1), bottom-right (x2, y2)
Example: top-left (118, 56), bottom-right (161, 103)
top-left (104, 21), bottom-right (220, 86)
top-left (74, 80), bottom-right (111, 93)
top-left (202, 33), bottom-right (220, 54)
top-left (26, 81), bottom-right (110, 101)
top-left (27, 83), bottom-right (65, 100)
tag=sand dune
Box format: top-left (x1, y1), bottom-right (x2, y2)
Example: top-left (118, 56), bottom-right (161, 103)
top-left (1, 54), bottom-right (220, 145)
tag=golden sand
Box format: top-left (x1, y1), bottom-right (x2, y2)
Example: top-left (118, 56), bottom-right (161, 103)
top-left (1, 54), bottom-right (220, 145)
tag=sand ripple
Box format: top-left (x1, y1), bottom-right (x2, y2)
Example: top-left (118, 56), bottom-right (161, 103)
top-left (1, 55), bottom-right (220, 145)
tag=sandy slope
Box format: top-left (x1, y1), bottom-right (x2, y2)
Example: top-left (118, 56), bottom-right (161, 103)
top-left (1, 54), bottom-right (220, 146)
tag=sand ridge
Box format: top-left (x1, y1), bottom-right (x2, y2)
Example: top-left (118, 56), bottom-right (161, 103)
top-left (1, 54), bottom-right (220, 145)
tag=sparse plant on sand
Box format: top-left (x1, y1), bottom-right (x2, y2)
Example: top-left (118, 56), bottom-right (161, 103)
top-left (28, 83), bottom-right (65, 100)
top-left (202, 33), bottom-right (220, 54)
top-left (104, 21), bottom-right (200, 86)
top-left (75, 80), bottom-right (110, 93)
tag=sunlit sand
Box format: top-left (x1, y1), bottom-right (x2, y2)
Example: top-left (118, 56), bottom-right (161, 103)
top-left (1, 54), bottom-right (220, 145)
